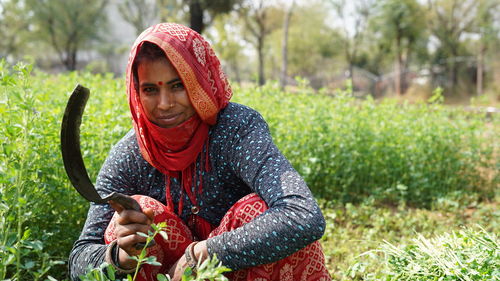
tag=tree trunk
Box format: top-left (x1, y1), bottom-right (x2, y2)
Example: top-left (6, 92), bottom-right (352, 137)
top-left (69, 51), bottom-right (77, 71)
top-left (476, 42), bottom-right (485, 96)
top-left (451, 60), bottom-right (457, 93)
top-left (449, 47), bottom-right (459, 94)
top-left (395, 34), bottom-right (402, 96)
top-left (257, 36), bottom-right (265, 86)
top-left (232, 63), bottom-right (241, 84)
top-left (189, 0), bottom-right (204, 33)
top-left (65, 42), bottom-right (78, 71)
top-left (280, 1), bottom-right (294, 89)
top-left (346, 45), bottom-right (354, 87)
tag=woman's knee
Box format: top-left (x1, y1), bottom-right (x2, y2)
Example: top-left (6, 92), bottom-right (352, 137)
top-left (131, 195), bottom-right (169, 217)
top-left (233, 193), bottom-right (268, 222)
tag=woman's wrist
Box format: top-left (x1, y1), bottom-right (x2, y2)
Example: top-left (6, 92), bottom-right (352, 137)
top-left (193, 240), bottom-right (208, 262)
top-left (118, 247), bottom-right (138, 270)
top-left (105, 240), bottom-right (136, 274)
top-left (184, 242), bottom-right (199, 270)
top-left (184, 240), bottom-right (208, 270)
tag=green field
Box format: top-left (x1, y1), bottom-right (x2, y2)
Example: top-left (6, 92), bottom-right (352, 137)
top-left (1, 62), bottom-right (498, 280)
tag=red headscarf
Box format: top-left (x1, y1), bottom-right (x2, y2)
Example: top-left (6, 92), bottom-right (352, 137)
top-left (126, 23), bottom-right (232, 224)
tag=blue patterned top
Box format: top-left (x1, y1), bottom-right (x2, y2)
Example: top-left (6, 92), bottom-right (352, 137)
top-left (68, 103), bottom-right (325, 279)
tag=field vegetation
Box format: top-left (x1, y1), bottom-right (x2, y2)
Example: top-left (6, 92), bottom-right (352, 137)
top-left (0, 62), bottom-right (498, 280)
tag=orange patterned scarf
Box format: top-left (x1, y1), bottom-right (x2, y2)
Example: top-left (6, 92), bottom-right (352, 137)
top-left (126, 23), bottom-right (232, 226)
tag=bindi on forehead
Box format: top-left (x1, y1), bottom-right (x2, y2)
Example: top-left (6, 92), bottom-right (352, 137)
top-left (157, 81), bottom-right (163, 86)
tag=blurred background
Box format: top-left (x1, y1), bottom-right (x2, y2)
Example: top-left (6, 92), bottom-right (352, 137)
top-left (1, 0), bottom-right (499, 104)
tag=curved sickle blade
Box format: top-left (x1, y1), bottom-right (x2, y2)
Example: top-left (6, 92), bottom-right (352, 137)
top-left (60, 84), bottom-right (105, 203)
top-left (60, 85), bottom-right (142, 214)
top-left (61, 86), bottom-right (149, 248)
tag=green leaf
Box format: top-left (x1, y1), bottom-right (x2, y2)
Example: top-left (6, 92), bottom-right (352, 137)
top-left (18, 196), bottom-right (27, 205)
top-left (23, 260), bottom-right (35, 269)
top-left (183, 267), bottom-right (193, 277)
top-left (4, 254), bottom-right (15, 265)
top-left (144, 260), bottom-right (162, 266)
top-left (106, 264), bottom-right (115, 280)
top-left (156, 274), bottom-right (170, 281)
top-left (159, 231), bottom-right (168, 241)
top-left (22, 228), bottom-right (32, 240)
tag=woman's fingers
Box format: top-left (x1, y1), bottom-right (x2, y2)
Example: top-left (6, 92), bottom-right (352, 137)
top-left (113, 208), bottom-right (155, 256)
top-left (143, 208), bottom-right (154, 222)
top-left (117, 234), bottom-right (145, 256)
top-left (115, 221), bottom-right (151, 238)
top-left (168, 257), bottom-right (187, 281)
top-left (115, 221), bottom-right (152, 255)
top-left (108, 200), bottom-right (125, 214)
top-left (114, 211), bottom-right (153, 242)
top-left (116, 209), bottom-right (150, 225)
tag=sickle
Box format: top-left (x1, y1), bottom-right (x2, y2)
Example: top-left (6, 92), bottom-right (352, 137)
top-left (60, 84), bottom-right (152, 249)
top-left (60, 84), bottom-right (142, 210)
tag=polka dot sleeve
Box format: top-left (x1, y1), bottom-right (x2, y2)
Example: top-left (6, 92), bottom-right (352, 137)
top-left (206, 105), bottom-right (326, 270)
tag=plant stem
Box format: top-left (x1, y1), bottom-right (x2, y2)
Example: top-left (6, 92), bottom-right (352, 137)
top-left (14, 69), bottom-right (32, 280)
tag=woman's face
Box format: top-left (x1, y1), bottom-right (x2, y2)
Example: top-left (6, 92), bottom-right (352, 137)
top-left (137, 58), bottom-right (196, 128)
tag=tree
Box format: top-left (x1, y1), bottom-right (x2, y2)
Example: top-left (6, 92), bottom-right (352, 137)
top-left (376, 0), bottom-right (427, 96)
top-left (156, 0), bottom-right (184, 23)
top-left (118, 0), bottom-right (159, 36)
top-left (29, 0), bottom-right (109, 71)
top-left (239, 0), bottom-right (281, 86)
top-left (0, 0), bottom-right (30, 61)
top-left (473, 0), bottom-right (499, 95)
top-left (118, 0), bottom-right (186, 36)
top-left (284, 1), bottom-right (342, 87)
top-left (210, 14), bottom-right (247, 83)
top-left (184, 0), bottom-right (242, 34)
top-left (280, 0), bottom-right (295, 89)
top-left (427, 0), bottom-right (478, 93)
top-left (328, 0), bottom-right (377, 85)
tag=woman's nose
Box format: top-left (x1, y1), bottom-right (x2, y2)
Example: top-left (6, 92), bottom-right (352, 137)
top-left (157, 90), bottom-right (174, 110)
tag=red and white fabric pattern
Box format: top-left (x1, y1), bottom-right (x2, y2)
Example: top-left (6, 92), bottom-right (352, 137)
top-left (105, 194), bottom-right (331, 281)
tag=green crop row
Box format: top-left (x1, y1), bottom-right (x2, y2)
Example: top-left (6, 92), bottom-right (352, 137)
top-left (356, 226), bottom-right (498, 280)
top-left (0, 61), bottom-right (497, 280)
top-left (232, 83), bottom-right (498, 206)
top-left (0, 62), bottom-right (130, 280)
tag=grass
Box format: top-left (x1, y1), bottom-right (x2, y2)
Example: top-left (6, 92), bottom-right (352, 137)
top-left (320, 198), bottom-right (499, 280)
top-left (377, 227), bottom-right (498, 280)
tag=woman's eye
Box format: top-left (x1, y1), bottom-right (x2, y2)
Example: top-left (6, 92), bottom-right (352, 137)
top-left (172, 82), bottom-right (185, 90)
top-left (142, 87), bottom-right (158, 94)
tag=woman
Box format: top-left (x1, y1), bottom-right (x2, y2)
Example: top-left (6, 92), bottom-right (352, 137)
top-left (69, 23), bottom-right (330, 281)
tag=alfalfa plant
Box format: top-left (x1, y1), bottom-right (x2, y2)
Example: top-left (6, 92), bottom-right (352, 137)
top-left (350, 226), bottom-right (498, 280)
top-left (0, 61), bottom-right (63, 280)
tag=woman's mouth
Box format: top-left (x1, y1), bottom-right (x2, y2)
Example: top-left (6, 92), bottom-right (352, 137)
top-left (156, 113), bottom-right (182, 127)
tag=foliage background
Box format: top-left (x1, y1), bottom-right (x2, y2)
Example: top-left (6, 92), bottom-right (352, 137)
top-left (0, 61), bottom-right (498, 279)
top-left (0, 0), bottom-right (499, 102)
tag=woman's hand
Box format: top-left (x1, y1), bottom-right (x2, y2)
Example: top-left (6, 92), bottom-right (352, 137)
top-left (168, 240), bottom-right (209, 281)
top-left (167, 254), bottom-right (188, 281)
top-left (109, 200), bottom-right (155, 269)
